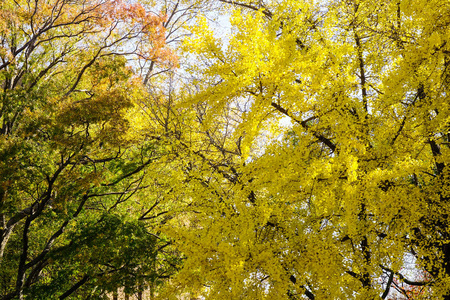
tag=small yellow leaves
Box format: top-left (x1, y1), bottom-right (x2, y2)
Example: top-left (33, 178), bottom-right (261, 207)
top-left (183, 15), bottom-right (224, 63)
top-left (346, 155), bottom-right (359, 183)
top-left (428, 32), bottom-right (442, 48)
top-left (168, 0), bottom-right (450, 299)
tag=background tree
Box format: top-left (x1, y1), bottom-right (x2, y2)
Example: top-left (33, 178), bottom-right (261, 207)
top-left (0, 0), bottom-right (180, 298)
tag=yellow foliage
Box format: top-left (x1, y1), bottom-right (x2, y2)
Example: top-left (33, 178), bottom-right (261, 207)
top-left (160, 0), bottom-right (450, 299)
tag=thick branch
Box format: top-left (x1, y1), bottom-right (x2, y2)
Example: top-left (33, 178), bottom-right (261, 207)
top-left (380, 265), bottom-right (431, 286)
top-left (15, 217), bottom-right (31, 300)
top-left (289, 274), bottom-right (315, 300)
top-left (381, 269), bottom-right (394, 299)
top-left (429, 139), bottom-right (445, 175)
top-left (271, 102), bottom-right (336, 152)
top-left (59, 275), bottom-right (90, 299)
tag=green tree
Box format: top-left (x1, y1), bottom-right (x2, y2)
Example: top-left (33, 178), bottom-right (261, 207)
top-left (0, 0), bottom-right (179, 298)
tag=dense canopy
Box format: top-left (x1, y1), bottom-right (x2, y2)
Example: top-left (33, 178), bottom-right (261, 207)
top-left (1, 0), bottom-right (450, 299)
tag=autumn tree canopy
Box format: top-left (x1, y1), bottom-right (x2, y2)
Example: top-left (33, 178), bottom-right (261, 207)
top-left (156, 0), bottom-right (450, 299)
top-left (2, 0), bottom-right (450, 299)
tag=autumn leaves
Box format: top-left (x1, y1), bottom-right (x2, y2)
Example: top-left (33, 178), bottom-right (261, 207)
top-left (1, 0), bottom-right (450, 299)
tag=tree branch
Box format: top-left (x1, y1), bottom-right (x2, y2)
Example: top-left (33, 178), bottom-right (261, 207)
top-left (271, 102), bottom-right (336, 152)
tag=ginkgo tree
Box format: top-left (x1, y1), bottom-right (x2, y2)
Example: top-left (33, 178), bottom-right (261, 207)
top-left (155, 0), bottom-right (450, 299)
